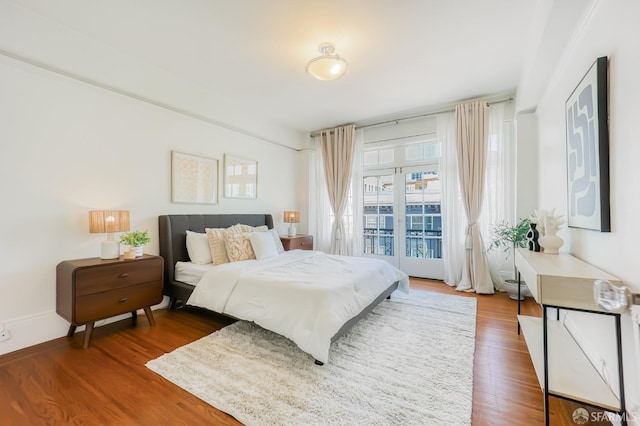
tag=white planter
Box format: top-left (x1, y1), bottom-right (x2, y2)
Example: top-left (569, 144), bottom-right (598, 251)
top-left (131, 246), bottom-right (144, 257)
top-left (502, 277), bottom-right (531, 300)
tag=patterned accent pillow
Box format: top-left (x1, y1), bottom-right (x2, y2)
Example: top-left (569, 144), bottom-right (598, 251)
top-left (205, 228), bottom-right (230, 265)
top-left (223, 224), bottom-right (269, 262)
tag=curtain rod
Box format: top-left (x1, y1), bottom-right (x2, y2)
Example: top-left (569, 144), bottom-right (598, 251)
top-left (310, 97), bottom-right (513, 138)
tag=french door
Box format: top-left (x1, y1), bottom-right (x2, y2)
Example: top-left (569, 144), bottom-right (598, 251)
top-left (363, 164), bottom-right (443, 280)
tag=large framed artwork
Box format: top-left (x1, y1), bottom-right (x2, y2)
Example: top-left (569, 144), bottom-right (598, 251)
top-left (224, 154), bottom-right (258, 199)
top-left (565, 56), bottom-right (610, 232)
top-left (171, 151), bottom-right (218, 204)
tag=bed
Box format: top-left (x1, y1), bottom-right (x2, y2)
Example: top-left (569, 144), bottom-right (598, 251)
top-left (158, 214), bottom-right (409, 364)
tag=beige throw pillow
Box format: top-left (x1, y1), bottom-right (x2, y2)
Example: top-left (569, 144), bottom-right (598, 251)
top-left (205, 228), bottom-right (230, 265)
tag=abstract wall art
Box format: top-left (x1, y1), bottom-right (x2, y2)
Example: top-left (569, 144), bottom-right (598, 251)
top-left (565, 56), bottom-right (610, 232)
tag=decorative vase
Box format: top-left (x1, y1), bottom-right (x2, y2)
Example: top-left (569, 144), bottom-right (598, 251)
top-left (539, 222), bottom-right (563, 254)
top-left (132, 246), bottom-right (144, 257)
top-left (526, 222), bottom-right (540, 252)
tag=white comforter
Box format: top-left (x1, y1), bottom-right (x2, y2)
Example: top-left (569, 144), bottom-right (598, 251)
top-left (186, 250), bottom-right (409, 363)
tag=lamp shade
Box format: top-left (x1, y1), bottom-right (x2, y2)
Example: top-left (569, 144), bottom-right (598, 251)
top-left (89, 210), bottom-right (130, 233)
top-left (306, 43), bottom-right (348, 81)
top-left (284, 211), bottom-right (300, 223)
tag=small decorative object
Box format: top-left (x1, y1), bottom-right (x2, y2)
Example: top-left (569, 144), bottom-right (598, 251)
top-left (284, 211), bottom-right (300, 237)
top-left (565, 56), bottom-right (610, 232)
top-left (526, 222), bottom-right (540, 252)
top-left (488, 218), bottom-right (531, 300)
top-left (123, 250), bottom-right (136, 260)
top-left (172, 151), bottom-right (218, 205)
top-left (119, 230), bottom-right (151, 257)
top-left (537, 209), bottom-right (565, 255)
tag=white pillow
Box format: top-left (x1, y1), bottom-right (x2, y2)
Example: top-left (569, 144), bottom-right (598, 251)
top-left (186, 230), bottom-right (213, 265)
top-left (248, 231), bottom-right (279, 260)
top-left (268, 229), bottom-right (285, 254)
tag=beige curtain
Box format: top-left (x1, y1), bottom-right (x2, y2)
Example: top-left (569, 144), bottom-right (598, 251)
top-left (455, 101), bottom-right (494, 294)
top-left (319, 125), bottom-right (356, 255)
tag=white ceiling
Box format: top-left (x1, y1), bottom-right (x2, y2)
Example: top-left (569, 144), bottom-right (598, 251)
top-left (3, 0), bottom-right (582, 146)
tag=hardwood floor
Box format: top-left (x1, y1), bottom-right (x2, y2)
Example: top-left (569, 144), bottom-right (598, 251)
top-left (0, 279), bottom-right (610, 425)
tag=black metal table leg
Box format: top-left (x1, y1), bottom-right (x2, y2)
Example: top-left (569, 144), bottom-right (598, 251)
top-left (543, 305), bottom-right (550, 426)
top-left (615, 314), bottom-right (627, 425)
top-left (517, 271), bottom-right (521, 335)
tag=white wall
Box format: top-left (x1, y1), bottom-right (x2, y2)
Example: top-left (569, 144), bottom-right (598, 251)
top-left (0, 53), bottom-right (304, 355)
top-left (514, 112), bottom-right (538, 219)
top-left (533, 0), bottom-right (640, 418)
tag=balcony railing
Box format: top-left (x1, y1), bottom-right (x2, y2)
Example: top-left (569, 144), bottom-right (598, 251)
top-left (363, 228), bottom-right (442, 259)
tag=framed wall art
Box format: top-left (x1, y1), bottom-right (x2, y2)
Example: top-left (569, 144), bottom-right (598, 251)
top-left (171, 151), bottom-right (218, 204)
top-left (224, 154), bottom-right (257, 199)
top-left (565, 56), bottom-right (610, 232)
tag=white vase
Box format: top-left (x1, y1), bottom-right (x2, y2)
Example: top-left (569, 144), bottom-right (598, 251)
top-left (539, 222), bottom-right (563, 254)
top-left (132, 246), bottom-right (144, 257)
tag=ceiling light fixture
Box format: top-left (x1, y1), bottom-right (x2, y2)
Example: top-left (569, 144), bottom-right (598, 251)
top-left (306, 43), bottom-right (348, 81)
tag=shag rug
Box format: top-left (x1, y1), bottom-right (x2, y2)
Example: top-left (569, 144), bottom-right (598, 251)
top-left (146, 290), bottom-right (477, 426)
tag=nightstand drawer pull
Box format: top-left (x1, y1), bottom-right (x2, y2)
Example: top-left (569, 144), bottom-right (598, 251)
top-left (119, 273), bottom-right (129, 278)
top-left (119, 297), bottom-right (128, 303)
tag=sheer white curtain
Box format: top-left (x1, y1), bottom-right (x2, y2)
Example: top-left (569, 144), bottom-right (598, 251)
top-left (480, 102), bottom-right (515, 290)
top-left (439, 111), bottom-right (464, 287)
top-left (314, 126), bottom-right (363, 255)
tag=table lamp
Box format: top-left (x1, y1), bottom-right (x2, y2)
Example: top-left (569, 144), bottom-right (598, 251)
top-left (284, 211), bottom-right (300, 237)
top-left (89, 210), bottom-right (130, 259)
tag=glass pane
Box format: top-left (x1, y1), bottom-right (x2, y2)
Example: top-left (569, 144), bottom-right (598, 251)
top-left (364, 150), bottom-right (378, 166)
top-left (424, 142), bottom-right (441, 159)
top-left (404, 170), bottom-right (442, 259)
top-left (363, 174), bottom-right (394, 256)
top-left (404, 144), bottom-right (423, 161)
top-left (379, 148), bottom-right (394, 164)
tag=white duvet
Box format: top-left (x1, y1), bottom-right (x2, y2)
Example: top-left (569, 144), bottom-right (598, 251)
top-left (186, 250), bottom-right (409, 363)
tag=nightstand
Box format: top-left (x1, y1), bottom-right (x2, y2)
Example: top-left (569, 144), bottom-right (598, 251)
top-left (280, 234), bottom-right (313, 251)
top-left (56, 254), bottom-right (164, 349)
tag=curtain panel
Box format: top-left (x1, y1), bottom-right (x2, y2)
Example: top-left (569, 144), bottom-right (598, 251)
top-left (316, 125), bottom-right (360, 255)
top-left (454, 101), bottom-right (494, 294)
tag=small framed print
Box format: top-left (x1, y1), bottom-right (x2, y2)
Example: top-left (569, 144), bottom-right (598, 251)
top-left (171, 151), bottom-right (218, 204)
top-left (224, 154), bottom-right (257, 199)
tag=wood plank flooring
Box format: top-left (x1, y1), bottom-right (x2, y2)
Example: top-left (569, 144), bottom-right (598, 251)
top-left (0, 279), bottom-right (610, 425)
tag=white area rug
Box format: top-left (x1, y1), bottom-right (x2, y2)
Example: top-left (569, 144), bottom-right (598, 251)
top-left (146, 290), bottom-right (477, 426)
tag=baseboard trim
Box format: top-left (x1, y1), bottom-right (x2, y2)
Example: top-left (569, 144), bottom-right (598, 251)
top-left (0, 297), bottom-right (169, 356)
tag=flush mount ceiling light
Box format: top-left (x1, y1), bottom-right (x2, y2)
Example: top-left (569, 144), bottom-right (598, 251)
top-left (306, 42), bottom-right (348, 81)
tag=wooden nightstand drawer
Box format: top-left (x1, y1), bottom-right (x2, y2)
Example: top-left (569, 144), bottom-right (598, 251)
top-left (280, 235), bottom-right (313, 251)
top-left (75, 258), bottom-right (162, 296)
top-left (75, 281), bottom-right (163, 324)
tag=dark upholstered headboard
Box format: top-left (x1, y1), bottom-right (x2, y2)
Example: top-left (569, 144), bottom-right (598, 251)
top-left (158, 214), bottom-right (274, 304)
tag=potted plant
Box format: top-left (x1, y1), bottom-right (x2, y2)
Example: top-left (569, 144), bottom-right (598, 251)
top-left (119, 230), bottom-right (151, 257)
top-left (488, 218), bottom-right (531, 300)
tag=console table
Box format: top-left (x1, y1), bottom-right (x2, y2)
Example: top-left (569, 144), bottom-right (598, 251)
top-left (514, 248), bottom-right (626, 425)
